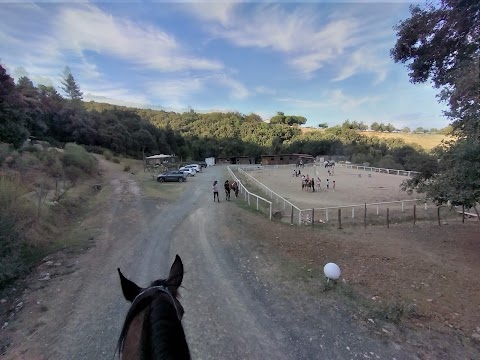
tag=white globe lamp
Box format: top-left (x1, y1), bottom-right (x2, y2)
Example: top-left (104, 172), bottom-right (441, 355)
top-left (324, 262), bottom-right (341, 281)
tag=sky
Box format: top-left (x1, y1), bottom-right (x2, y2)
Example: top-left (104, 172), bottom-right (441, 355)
top-left (0, 0), bottom-right (449, 129)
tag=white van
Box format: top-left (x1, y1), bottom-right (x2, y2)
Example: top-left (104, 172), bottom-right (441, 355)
top-left (184, 164), bottom-right (202, 173)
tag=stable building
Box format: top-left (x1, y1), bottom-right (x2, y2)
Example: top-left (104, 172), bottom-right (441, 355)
top-left (216, 156), bottom-right (256, 165)
top-left (145, 154), bottom-right (178, 167)
top-left (261, 153), bottom-right (315, 165)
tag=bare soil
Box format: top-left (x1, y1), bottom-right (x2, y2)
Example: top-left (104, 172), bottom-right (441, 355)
top-left (237, 206), bottom-right (480, 358)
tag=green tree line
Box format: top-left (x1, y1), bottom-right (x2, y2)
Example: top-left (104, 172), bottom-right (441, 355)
top-left (1, 64), bottom-right (434, 171)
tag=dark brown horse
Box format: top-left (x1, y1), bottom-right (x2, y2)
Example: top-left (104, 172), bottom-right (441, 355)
top-left (117, 255), bottom-right (190, 360)
top-left (225, 180), bottom-right (239, 200)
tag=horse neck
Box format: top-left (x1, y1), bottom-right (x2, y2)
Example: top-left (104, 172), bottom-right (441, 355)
top-left (123, 297), bottom-right (190, 360)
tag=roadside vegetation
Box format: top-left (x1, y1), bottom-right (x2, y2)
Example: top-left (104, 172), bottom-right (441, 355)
top-left (0, 142), bottom-right (100, 289)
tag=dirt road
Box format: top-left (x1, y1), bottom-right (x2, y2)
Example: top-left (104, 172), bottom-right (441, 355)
top-left (2, 164), bottom-right (411, 359)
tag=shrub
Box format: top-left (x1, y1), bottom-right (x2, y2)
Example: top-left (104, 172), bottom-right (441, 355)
top-left (0, 143), bottom-right (12, 165)
top-left (103, 150), bottom-right (113, 161)
top-left (0, 174), bottom-right (35, 288)
top-left (11, 152), bottom-right (42, 172)
top-left (61, 143), bottom-right (98, 175)
top-left (64, 165), bottom-right (84, 186)
top-left (112, 157), bottom-right (120, 164)
top-left (123, 164), bottom-right (131, 172)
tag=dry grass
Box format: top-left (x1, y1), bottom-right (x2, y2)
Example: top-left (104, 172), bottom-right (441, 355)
top-left (359, 131), bottom-right (450, 150)
top-left (301, 128), bottom-right (450, 151)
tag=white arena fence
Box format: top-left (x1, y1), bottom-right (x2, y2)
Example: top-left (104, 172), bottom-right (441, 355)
top-left (230, 167), bottom-right (444, 226)
top-left (238, 162), bottom-right (419, 177)
top-left (335, 163), bottom-right (420, 177)
top-left (236, 168), bottom-right (303, 221)
top-left (226, 166), bottom-right (273, 220)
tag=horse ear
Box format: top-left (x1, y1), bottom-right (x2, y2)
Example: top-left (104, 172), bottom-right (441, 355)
top-left (167, 255), bottom-right (184, 293)
top-left (118, 268), bottom-right (142, 302)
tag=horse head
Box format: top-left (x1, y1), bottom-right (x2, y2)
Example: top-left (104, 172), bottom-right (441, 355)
top-left (117, 255), bottom-right (190, 360)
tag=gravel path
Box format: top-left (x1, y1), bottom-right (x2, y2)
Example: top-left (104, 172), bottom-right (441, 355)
top-left (2, 164), bottom-right (412, 360)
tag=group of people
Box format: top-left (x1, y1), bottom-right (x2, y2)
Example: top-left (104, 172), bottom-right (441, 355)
top-left (300, 174), bottom-right (335, 192)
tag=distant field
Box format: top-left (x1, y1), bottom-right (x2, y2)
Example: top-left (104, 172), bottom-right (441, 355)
top-left (302, 128), bottom-right (449, 150)
top-left (359, 131), bottom-right (449, 150)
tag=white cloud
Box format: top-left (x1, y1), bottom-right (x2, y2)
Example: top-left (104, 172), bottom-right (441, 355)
top-left (277, 89), bottom-right (379, 111)
top-left (51, 5), bottom-right (223, 72)
top-left (329, 89), bottom-right (380, 109)
top-left (333, 46), bottom-right (389, 83)
top-left (215, 74), bottom-right (249, 100)
top-left (0, 3), bottom-right (224, 86)
top-left (255, 86), bottom-right (275, 95)
top-left (183, 2), bottom-right (238, 26)
top-left (182, 3), bottom-right (394, 81)
top-left (276, 97), bottom-right (326, 108)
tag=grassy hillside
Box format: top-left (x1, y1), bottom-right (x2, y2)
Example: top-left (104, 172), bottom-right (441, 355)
top-left (359, 131), bottom-right (449, 151)
top-left (302, 128), bottom-right (449, 151)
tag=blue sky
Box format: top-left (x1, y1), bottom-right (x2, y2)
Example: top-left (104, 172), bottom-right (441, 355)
top-left (0, 1), bottom-right (448, 129)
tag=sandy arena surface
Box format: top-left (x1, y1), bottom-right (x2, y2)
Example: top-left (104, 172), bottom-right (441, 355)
top-left (246, 165), bottom-right (418, 209)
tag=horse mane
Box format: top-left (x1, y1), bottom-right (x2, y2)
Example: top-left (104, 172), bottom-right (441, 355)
top-left (117, 287), bottom-right (190, 360)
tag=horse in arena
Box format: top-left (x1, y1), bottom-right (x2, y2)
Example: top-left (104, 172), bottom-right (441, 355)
top-left (225, 180), bottom-right (239, 200)
top-left (302, 178), bottom-right (314, 192)
top-left (117, 255), bottom-right (190, 360)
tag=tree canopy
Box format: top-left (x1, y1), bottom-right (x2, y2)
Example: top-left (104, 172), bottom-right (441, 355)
top-left (392, 0), bottom-right (480, 208)
top-left (269, 112), bottom-right (307, 126)
top-left (60, 66), bottom-right (83, 101)
top-left (0, 64), bottom-right (434, 172)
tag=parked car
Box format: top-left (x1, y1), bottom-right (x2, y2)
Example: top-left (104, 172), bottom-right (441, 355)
top-left (157, 170), bottom-right (188, 182)
top-left (184, 164), bottom-right (202, 173)
top-left (198, 161), bottom-right (207, 168)
top-left (179, 167), bottom-right (196, 176)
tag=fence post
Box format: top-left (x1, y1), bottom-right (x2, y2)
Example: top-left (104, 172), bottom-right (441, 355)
top-left (413, 204), bottom-right (417, 225)
top-left (462, 204), bottom-right (465, 223)
top-left (402, 201), bottom-right (404, 212)
top-left (312, 209), bottom-right (315, 227)
top-left (376, 205), bottom-right (379, 216)
top-left (299, 210), bottom-right (302, 225)
top-left (424, 202), bottom-right (427, 210)
top-left (338, 209), bottom-right (342, 229)
top-left (269, 202), bottom-right (272, 221)
top-left (352, 207), bottom-right (355, 219)
top-left (326, 209), bottom-right (329, 222)
top-left (387, 208), bottom-right (390, 228)
top-left (256, 197), bottom-right (259, 210)
top-left (290, 205), bottom-right (294, 225)
top-left (364, 203), bottom-right (367, 228)
top-left (437, 206), bottom-right (441, 225)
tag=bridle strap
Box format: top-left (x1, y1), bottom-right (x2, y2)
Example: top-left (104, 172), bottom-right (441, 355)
top-left (132, 285), bottom-right (182, 321)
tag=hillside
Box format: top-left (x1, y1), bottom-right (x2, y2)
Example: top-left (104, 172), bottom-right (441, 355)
top-left (302, 128), bottom-right (449, 151)
top-left (359, 131), bottom-right (449, 151)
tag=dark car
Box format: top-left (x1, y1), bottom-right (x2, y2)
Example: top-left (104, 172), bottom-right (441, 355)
top-left (157, 170), bottom-right (188, 182)
top-left (198, 161), bottom-right (207, 168)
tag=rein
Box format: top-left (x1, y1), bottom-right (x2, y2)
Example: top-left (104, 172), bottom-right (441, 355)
top-left (132, 285), bottom-right (182, 321)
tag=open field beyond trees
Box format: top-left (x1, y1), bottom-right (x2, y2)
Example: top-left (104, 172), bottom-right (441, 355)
top-left (302, 128), bottom-right (449, 151)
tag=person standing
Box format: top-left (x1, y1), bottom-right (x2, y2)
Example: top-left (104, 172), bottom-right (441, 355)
top-left (212, 180), bottom-right (220, 202)
top-left (316, 177), bottom-right (321, 191)
top-left (333, 180), bottom-right (336, 192)
top-left (326, 178), bottom-right (330, 190)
